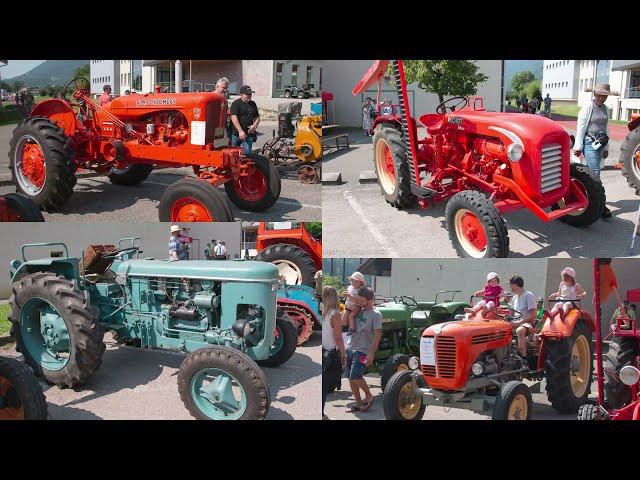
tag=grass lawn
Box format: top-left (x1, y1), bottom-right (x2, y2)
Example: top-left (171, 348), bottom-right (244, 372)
top-left (551, 103), bottom-right (580, 118)
top-left (0, 304), bottom-right (10, 336)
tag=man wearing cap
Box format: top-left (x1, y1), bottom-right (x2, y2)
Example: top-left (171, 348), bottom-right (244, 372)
top-left (100, 85), bottom-right (113, 106)
top-left (508, 275), bottom-right (538, 364)
top-left (230, 85), bottom-right (260, 154)
top-left (574, 82), bottom-right (618, 218)
top-left (169, 225), bottom-right (187, 261)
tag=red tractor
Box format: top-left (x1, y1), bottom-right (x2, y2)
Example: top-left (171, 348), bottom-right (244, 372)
top-left (255, 222), bottom-right (322, 286)
top-left (8, 79), bottom-right (280, 222)
top-left (620, 113), bottom-right (640, 194)
top-left (578, 259), bottom-right (640, 420)
top-left (353, 61), bottom-right (605, 258)
top-left (0, 193), bottom-right (44, 221)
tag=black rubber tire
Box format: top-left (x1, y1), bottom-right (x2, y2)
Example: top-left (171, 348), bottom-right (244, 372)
top-left (544, 321), bottom-right (593, 413)
top-left (225, 154), bottom-right (281, 212)
top-left (372, 123), bottom-right (417, 208)
top-left (445, 190), bottom-right (510, 258)
top-left (383, 370), bottom-right (426, 420)
top-left (256, 313), bottom-right (298, 368)
top-left (0, 357), bottom-right (48, 420)
top-left (256, 243), bottom-right (317, 286)
top-left (621, 128), bottom-right (640, 195)
top-left (380, 354), bottom-right (410, 392)
top-left (177, 346), bottom-right (270, 420)
top-left (108, 163), bottom-right (154, 186)
top-left (8, 272), bottom-right (105, 388)
top-left (284, 91), bottom-right (291, 98)
top-left (492, 381), bottom-right (532, 420)
top-left (577, 402), bottom-right (599, 420)
top-left (557, 163), bottom-right (605, 227)
top-left (297, 91), bottom-right (305, 99)
top-left (2, 193), bottom-right (44, 221)
top-left (9, 116), bottom-right (76, 212)
top-left (158, 177), bottom-right (235, 222)
top-left (603, 335), bottom-right (639, 410)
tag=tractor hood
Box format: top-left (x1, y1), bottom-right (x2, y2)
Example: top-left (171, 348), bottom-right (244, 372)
top-left (423, 318), bottom-right (512, 341)
top-left (112, 259), bottom-right (279, 283)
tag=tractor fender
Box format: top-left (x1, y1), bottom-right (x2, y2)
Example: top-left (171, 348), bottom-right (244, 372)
top-left (540, 308), bottom-right (595, 340)
top-left (372, 116), bottom-right (402, 132)
top-left (9, 258), bottom-right (80, 286)
top-left (30, 99), bottom-right (78, 137)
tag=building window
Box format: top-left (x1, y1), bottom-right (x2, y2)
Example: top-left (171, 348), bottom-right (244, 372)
top-left (595, 60), bottom-right (611, 86)
top-left (132, 60), bottom-right (142, 91)
top-left (275, 62), bottom-right (283, 90)
top-left (291, 64), bottom-right (298, 86)
top-left (306, 66), bottom-right (313, 88)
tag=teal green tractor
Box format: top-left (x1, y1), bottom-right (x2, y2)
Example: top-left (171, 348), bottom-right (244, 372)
top-left (372, 291), bottom-right (470, 390)
top-left (7, 239), bottom-right (298, 420)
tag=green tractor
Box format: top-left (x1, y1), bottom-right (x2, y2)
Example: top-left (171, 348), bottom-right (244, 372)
top-left (7, 239), bottom-right (298, 420)
top-left (368, 291), bottom-right (469, 391)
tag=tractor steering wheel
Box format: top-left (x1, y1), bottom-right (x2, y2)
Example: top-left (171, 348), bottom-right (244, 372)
top-left (495, 306), bottom-right (523, 323)
top-left (102, 247), bottom-right (139, 260)
top-left (394, 295), bottom-right (419, 308)
top-left (63, 77), bottom-right (91, 106)
top-left (436, 97), bottom-right (468, 115)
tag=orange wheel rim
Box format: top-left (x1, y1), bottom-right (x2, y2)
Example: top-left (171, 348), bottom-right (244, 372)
top-left (170, 197), bottom-right (214, 222)
top-left (15, 136), bottom-right (46, 195)
top-left (375, 139), bottom-right (396, 195)
top-left (0, 377), bottom-right (25, 420)
top-left (234, 165), bottom-right (267, 202)
top-left (454, 209), bottom-right (487, 256)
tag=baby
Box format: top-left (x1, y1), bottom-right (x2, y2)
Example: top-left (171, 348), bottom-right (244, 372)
top-left (547, 267), bottom-right (585, 320)
top-left (343, 272), bottom-right (366, 334)
top-left (465, 272), bottom-right (508, 319)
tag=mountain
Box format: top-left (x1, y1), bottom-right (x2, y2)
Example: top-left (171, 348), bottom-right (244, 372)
top-left (3, 60), bottom-right (88, 88)
top-left (504, 60), bottom-right (543, 90)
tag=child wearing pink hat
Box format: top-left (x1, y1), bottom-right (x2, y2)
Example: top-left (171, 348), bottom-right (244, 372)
top-left (465, 272), bottom-right (508, 319)
top-left (547, 267), bottom-right (586, 320)
top-left (343, 272), bottom-right (367, 334)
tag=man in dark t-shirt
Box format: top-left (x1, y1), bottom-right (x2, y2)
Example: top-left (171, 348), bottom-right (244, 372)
top-left (229, 85), bottom-right (260, 154)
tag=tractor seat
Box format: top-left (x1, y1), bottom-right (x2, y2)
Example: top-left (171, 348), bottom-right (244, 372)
top-left (419, 114), bottom-right (445, 134)
top-left (411, 311), bottom-right (429, 321)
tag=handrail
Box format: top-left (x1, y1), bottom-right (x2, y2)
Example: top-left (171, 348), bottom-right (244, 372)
top-left (21, 242), bottom-right (69, 262)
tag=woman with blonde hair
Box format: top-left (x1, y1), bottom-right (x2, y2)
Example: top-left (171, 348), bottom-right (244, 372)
top-left (322, 285), bottom-right (346, 420)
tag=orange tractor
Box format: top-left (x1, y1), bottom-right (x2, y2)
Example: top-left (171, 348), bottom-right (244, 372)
top-left (8, 78), bottom-right (281, 221)
top-left (255, 222), bottom-right (322, 287)
top-left (621, 113), bottom-right (640, 194)
top-left (383, 293), bottom-right (594, 420)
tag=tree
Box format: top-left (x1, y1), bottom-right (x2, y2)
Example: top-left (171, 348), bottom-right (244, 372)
top-left (73, 63), bottom-right (89, 83)
top-left (511, 71), bottom-right (535, 97)
top-left (322, 275), bottom-right (346, 297)
top-left (11, 81), bottom-right (24, 92)
top-left (524, 80), bottom-right (541, 101)
top-left (400, 60), bottom-right (489, 104)
top-left (305, 221), bottom-right (322, 240)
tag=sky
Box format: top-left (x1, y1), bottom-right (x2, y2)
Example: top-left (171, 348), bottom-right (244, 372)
top-left (0, 60), bottom-right (45, 79)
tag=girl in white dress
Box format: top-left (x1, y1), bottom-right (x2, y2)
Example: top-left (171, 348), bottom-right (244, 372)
top-left (547, 267), bottom-right (586, 319)
top-left (362, 98), bottom-right (373, 136)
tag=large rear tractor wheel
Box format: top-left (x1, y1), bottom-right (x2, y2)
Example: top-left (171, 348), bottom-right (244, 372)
top-left (278, 302), bottom-right (314, 346)
top-left (9, 116), bottom-right (76, 212)
top-left (383, 370), bottom-right (426, 420)
top-left (0, 357), bottom-right (48, 420)
top-left (557, 163), bottom-right (605, 227)
top-left (8, 272), bottom-right (105, 388)
top-left (603, 335), bottom-right (639, 410)
top-left (225, 154), bottom-right (281, 212)
top-left (178, 346), bottom-right (270, 420)
top-left (159, 177), bottom-right (234, 222)
top-left (492, 381), bottom-right (532, 420)
top-left (1, 193), bottom-right (44, 221)
top-left (380, 354), bottom-right (410, 392)
top-left (256, 313), bottom-right (298, 368)
top-left (108, 163), bottom-right (154, 186)
top-left (256, 243), bottom-right (317, 286)
top-left (445, 190), bottom-right (509, 258)
top-left (372, 124), bottom-right (416, 208)
top-left (544, 321), bottom-right (593, 413)
top-left (621, 128), bottom-right (640, 195)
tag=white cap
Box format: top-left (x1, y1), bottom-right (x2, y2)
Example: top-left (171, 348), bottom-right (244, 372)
top-left (349, 271), bottom-right (366, 283)
top-left (170, 225), bottom-right (181, 233)
top-left (562, 267), bottom-right (576, 278)
top-left (487, 272), bottom-right (499, 281)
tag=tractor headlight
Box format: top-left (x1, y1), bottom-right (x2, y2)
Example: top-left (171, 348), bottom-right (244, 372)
top-left (232, 318), bottom-right (253, 338)
top-left (408, 356), bottom-right (420, 370)
top-left (507, 143), bottom-right (524, 162)
top-left (472, 362), bottom-right (484, 376)
top-left (619, 365), bottom-right (640, 386)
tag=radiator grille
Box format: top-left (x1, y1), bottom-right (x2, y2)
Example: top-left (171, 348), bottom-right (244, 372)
top-left (205, 102), bottom-right (223, 144)
top-left (540, 143), bottom-right (563, 193)
top-left (435, 336), bottom-right (456, 378)
top-left (471, 331), bottom-right (508, 345)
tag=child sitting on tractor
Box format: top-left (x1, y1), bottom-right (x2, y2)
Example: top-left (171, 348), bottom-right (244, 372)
top-left (465, 272), bottom-right (509, 319)
top-left (343, 272), bottom-right (366, 335)
top-left (546, 267), bottom-right (586, 320)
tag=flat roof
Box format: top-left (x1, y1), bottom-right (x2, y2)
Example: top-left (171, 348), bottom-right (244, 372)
top-left (612, 60), bottom-right (640, 71)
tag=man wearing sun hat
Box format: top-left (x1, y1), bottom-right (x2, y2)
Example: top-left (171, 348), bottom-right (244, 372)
top-left (230, 84), bottom-right (260, 154)
top-left (168, 225), bottom-right (187, 261)
top-left (574, 82), bottom-right (619, 219)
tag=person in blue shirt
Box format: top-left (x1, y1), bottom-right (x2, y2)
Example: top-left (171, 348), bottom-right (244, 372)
top-left (169, 225), bottom-right (187, 261)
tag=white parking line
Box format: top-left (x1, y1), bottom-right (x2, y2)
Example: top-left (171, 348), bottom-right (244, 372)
top-left (343, 190), bottom-right (399, 257)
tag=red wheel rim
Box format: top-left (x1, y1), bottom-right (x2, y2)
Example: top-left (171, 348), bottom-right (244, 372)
top-left (234, 165), bottom-right (268, 202)
top-left (170, 197), bottom-right (214, 222)
top-left (455, 209), bottom-right (487, 255)
top-left (280, 305), bottom-right (313, 345)
top-left (0, 376), bottom-right (25, 420)
top-left (384, 147), bottom-right (395, 178)
top-left (21, 143), bottom-right (46, 189)
top-left (375, 139), bottom-right (396, 195)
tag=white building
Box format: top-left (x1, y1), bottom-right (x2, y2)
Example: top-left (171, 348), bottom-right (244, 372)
top-left (542, 60), bottom-right (579, 101)
top-left (320, 60), bottom-right (503, 127)
top-left (89, 60), bottom-right (119, 96)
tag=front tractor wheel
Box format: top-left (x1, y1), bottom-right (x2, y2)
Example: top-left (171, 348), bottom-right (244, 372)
top-left (158, 177), bottom-right (234, 222)
top-left (603, 335), bottom-right (639, 410)
top-left (0, 357), bottom-right (48, 420)
top-left (544, 321), bottom-right (593, 413)
top-left (279, 303), bottom-right (314, 346)
top-left (372, 124), bottom-right (416, 208)
top-left (557, 163), bottom-right (605, 227)
top-left (383, 370), bottom-right (427, 420)
top-left (9, 116), bottom-right (77, 212)
top-left (256, 313), bottom-right (298, 368)
top-left (225, 154), bottom-right (281, 212)
top-left (492, 381), bottom-right (532, 420)
top-left (621, 127), bottom-right (640, 195)
top-left (108, 163), bottom-right (154, 186)
top-left (445, 191), bottom-right (509, 258)
top-left (178, 346), bottom-right (270, 420)
top-left (256, 243), bottom-right (317, 286)
top-left (380, 354), bottom-right (410, 392)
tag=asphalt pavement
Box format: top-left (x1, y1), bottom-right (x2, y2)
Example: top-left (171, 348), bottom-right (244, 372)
top-left (2, 332), bottom-right (321, 420)
top-left (323, 127), bottom-right (639, 258)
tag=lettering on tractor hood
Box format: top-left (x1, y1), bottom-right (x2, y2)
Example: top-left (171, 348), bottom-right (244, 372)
top-left (135, 98), bottom-right (177, 107)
